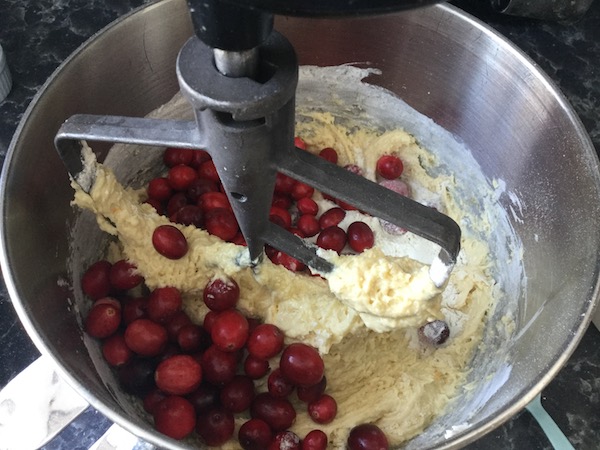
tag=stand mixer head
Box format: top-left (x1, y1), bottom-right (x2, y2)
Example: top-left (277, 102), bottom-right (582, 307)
top-left (55, 0), bottom-right (460, 285)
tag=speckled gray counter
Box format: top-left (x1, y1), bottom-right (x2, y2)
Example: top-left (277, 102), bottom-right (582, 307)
top-left (0, 0), bottom-right (598, 448)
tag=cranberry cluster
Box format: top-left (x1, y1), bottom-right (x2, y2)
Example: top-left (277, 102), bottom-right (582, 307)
top-left (82, 261), bottom-right (339, 447)
top-left (144, 140), bottom-right (407, 271)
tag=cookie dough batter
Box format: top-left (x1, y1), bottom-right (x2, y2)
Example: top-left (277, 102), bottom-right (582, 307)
top-left (73, 73), bottom-right (497, 448)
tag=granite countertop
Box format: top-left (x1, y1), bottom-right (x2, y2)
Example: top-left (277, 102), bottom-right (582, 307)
top-left (0, 0), bottom-right (599, 449)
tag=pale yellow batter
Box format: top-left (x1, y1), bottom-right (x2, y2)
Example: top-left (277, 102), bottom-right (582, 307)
top-left (73, 92), bottom-right (495, 448)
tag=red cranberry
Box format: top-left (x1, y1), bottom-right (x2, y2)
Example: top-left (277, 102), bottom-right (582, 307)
top-left (302, 430), bottom-right (328, 450)
top-left (418, 320), bottom-right (450, 346)
top-left (187, 383), bottom-right (220, 414)
top-left (168, 164), bottom-right (198, 191)
top-left (308, 394), bottom-right (337, 424)
top-left (81, 260), bottom-right (112, 299)
top-left (164, 310), bottom-right (192, 341)
top-left (122, 296), bottom-right (147, 325)
top-left (124, 318), bottom-right (168, 357)
top-left (153, 395), bottom-right (196, 440)
top-left (152, 225), bottom-right (188, 259)
top-left (319, 147), bottom-right (338, 164)
top-left (239, 418), bottom-right (273, 450)
top-left (274, 173), bottom-right (296, 195)
top-left (347, 424), bottom-right (389, 450)
top-left (118, 358), bottom-right (157, 395)
top-left (177, 324), bottom-right (209, 353)
top-left (147, 177), bottom-right (173, 202)
top-left (85, 303), bottom-right (121, 339)
top-left (319, 207), bottom-right (346, 229)
top-left (203, 277), bottom-right (240, 311)
top-left (297, 214), bottom-right (320, 238)
top-left (297, 197), bottom-right (319, 216)
top-left (166, 192), bottom-right (189, 217)
top-left (294, 136), bottom-right (307, 150)
top-left (172, 205), bottom-right (204, 228)
top-left (102, 333), bottom-right (132, 366)
top-left (145, 197), bottom-right (163, 214)
top-left (376, 154), bottom-right (404, 179)
top-left (147, 286), bottom-right (182, 323)
top-left (347, 221), bottom-right (375, 253)
top-left (269, 431), bottom-right (301, 450)
top-left (220, 375), bottom-right (255, 413)
top-left (316, 226), bottom-right (347, 253)
top-left (272, 193), bottom-right (293, 210)
top-left (334, 197), bottom-right (358, 211)
top-left (247, 323), bottom-right (285, 360)
top-left (268, 368), bottom-right (295, 398)
top-left (269, 206), bottom-right (292, 229)
top-left (190, 149), bottom-right (212, 168)
top-left (197, 191), bottom-right (231, 212)
top-left (297, 375), bottom-right (327, 403)
top-left (280, 343), bottom-right (324, 387)
top-left (143, 388), bottom-right (168, 415)
top-left (163, 147), bottom-right (194, 167)
top-left (196, 406), bottom-right (235, 446)
top-left (155, 355), bottom-right (203, 395)
top-left (93, 296), bottom-right (121, 310)
top-left (291, 182), bottom-right (315, 200)
top-left (205, 208), bottom-right (239, 241)
top-left (244, 354), bottom-right (271, 379)
top-left (201, 345), bottom-right (238, 385)
top-left (186, 178), bottom-right (218, 202)
top-left (250, 392), bottom-right (296, 431)
top-left (211, 309), bottom-right (249, 352)
top-left (197, 160), bottom-right (220, 183)
top-left (109, 259), bottom-right (143, 291)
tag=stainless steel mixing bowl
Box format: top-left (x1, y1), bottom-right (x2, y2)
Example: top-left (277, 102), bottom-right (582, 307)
top-left (1, 0), bottom-right (599, 448)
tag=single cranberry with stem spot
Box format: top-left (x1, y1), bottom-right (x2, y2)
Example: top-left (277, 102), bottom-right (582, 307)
top-left (376, 154), bottom-right (404, 180)
top-left (203, 277), bottom-right (240, 311)
top-left (244, 354), bottom-right (271, 379)
top-left (268, 368), bottom-right (295, 398)
top-left (211, 309), bottom-right (249, 352)
top-left (153, 395), bottom-right (196, 440)
top-left (247, 323), bottom-right (285, 360)
top-left (152, 225), bottom-right (188, 259)
top-left (347, 423), bottom-right (389, 450)
top-left (250, 392), bottom-right (296, 431)
top-left (297, 197), bottom-right (319, 216)
top-left (316, 226), bottom-right (347, 254)
top-left (308, 394), bottom-right (337, 424)
top-left (297, 214), bottom-right (320, 237)
top-left (124, 318), bottom-right (168, 357)
top-left (318, 207), bottom-right (346, 229)
top-left (147, 286), bottom-right (182, 323)
top-left (302, 429), bottom-right (328, 450)
top-left (82, 260), bottom-right (112, 299)
top-left (239, 418), bottom-right (274, 450)
top-left (155, 354), bottom-right (203, 395)
top-left (201, 344), bottom-right (238, 385)
top-left (319, 147), bottom-right (338, 164)
top-left (347, 221), bottom-right (375, 253)
top-left (102, 333), bottom-right (132, 367)
top-left (85, 302), bottom-right (121, 339)
top-left (279, 343), bottom-right (324, 387)
top-left (196, 405), bottom-right (235, 446)
top-left (205, 208), bottom-right (239, 241)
